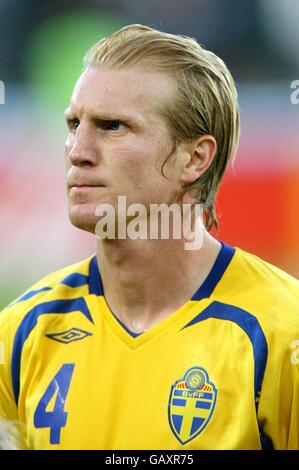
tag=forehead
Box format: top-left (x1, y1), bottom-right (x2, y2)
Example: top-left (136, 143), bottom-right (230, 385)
top-left (69, 66), bottom-right (176, 121)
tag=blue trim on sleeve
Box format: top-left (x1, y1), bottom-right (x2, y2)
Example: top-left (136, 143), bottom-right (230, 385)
top-left (10, 271), bottom-right (91, 307)
top-left (191, 242), bottom-right (235, 301)
top-left (89, 256), bottom-right (104, 296)
top-left (60, 273), bottom-right (89, 288)
top-left (11, 298), bottom-right (94, 404)
top-left (10, 287), bottom-right (52, 306)
top-left (182, 301), bottom-right (268, 399)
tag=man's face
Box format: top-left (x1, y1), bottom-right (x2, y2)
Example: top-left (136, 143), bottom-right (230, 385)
top-left (65, 66), bottom-right (184, 233)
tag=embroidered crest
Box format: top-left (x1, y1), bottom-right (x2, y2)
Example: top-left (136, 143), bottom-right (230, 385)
top-left (168, 366), bottom-right (217, 444)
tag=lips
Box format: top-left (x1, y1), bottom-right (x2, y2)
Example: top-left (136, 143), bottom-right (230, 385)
top-left (68, 182), bottom-right (105, 201)
top-left (68, 181), bottom-right (105, 189)
top-left (71, 183), bottom-right (98, 188)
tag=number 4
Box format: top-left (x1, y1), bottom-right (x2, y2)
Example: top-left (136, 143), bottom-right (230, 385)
top-left (34, 363), bottom-right (75, 444)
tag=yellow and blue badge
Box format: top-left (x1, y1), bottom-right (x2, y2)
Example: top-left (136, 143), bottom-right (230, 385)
top-left (168, 366), bottom-right (217, 444)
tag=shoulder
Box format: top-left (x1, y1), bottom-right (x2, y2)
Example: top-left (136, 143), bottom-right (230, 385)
top-left (222, 245), bottom-right (299, 333)
top-left (0, 256), bottom-right (95, 331)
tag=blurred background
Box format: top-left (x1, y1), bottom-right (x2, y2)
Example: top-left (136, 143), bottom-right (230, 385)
top-left (0, 0), bottom-right (298, 308)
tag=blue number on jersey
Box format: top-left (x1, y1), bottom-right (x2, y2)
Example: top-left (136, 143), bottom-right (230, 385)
top-left (34, 363), bottom-right (75, 444)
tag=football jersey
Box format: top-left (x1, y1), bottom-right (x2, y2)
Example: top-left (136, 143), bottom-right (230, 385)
top-left (0, 242), bottom-right (298, 450)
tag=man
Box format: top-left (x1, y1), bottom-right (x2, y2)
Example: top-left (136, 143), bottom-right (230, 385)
top-left (0, 24), bottom-right (298, 450)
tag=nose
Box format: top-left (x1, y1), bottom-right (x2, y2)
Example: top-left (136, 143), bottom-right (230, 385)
top-left (65, 124), bottom-right (98, 166)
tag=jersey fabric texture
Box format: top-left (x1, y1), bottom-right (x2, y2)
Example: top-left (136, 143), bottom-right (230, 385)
top-left (0, 242), bottom-right (298, 450)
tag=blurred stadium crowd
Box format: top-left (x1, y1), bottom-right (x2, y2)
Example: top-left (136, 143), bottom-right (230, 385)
top-left (0, 0), bottom-right (298, 308)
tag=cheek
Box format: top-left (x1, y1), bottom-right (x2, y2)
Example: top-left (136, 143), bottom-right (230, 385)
top-left (112, 143), bottom-right (163, 177)
top-left (65, 133), bottom-right (74, 152)
top-left (64, 138), bottom-right (73, 167)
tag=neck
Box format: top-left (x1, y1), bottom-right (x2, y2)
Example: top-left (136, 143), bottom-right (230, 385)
top-left (96, 232), bottom-right (221, 333)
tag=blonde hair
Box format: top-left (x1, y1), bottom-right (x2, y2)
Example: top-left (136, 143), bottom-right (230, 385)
top-left (84, 25), bottom-right (240, 231)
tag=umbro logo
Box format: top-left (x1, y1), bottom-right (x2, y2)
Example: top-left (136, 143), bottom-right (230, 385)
top-left (45, 327), bottom-right (92, 344)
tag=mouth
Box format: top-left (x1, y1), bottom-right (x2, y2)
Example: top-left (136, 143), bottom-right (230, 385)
top-left (69, 185), bottom-right (105, 195)
top-left (67, 181), bottom-right (107, 200)
top-left (72, 184), bottom-right (97, 188)
top-left (69, 182), bottom-right (105, 189)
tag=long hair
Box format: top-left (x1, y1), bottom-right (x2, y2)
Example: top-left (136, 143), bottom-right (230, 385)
top-left (84, 24), bottom-right (240, 231)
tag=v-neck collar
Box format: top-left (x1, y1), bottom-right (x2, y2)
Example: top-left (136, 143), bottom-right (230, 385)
top-left (88, 241), bottom-right (235, 339)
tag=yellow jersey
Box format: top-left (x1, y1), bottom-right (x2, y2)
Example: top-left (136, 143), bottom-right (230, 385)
top-left (0, 242), bottom-right (298, 449)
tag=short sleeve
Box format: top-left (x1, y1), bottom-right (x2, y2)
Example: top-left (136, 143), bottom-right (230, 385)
top-left (258, 330), bottom-right (299, 449)
top-left (0, 308), bottom-right (19, 422)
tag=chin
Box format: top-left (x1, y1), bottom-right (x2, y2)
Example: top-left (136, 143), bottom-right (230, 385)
top-left (68, 206), bottom-right (97, 234)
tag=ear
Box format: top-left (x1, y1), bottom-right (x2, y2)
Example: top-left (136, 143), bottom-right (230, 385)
top-left (179, 135), bottom-right (217, 185)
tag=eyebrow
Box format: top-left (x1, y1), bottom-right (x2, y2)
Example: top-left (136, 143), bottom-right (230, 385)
top-left (64, 107), bottom-right (144, 128)
top-left (64, 108), bottom-right (75, 119)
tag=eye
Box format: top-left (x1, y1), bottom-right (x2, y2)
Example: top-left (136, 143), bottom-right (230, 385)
top-left (67, 118), bottom-right (79, 131)
top-left (110, 121), bottom-right (122, 131)
top-left (102, 120), bottom-right (126, 131)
